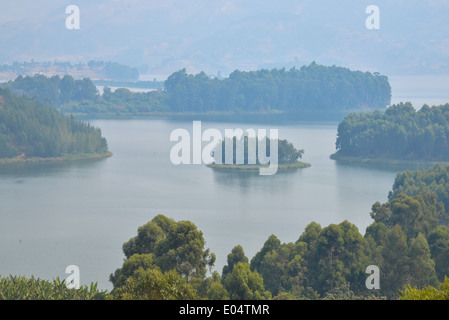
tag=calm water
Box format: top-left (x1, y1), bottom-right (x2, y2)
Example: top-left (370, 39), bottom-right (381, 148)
top-left (0, 119), bottom-right (401, 290)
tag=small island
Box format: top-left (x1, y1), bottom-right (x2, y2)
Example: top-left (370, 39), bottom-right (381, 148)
top-left (206, 137), bottom-right (310, 174)
top-left (0, 87), bottom-right (111, 164)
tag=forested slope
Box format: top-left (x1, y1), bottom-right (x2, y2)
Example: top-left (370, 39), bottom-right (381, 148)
top-left (0, 87), bottom-right (110, 161)
top-left (333, 102), bottom-right (449, 162)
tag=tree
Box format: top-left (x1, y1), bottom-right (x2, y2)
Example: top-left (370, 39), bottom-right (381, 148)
top-left (278, 139), bottom-right (304, 164)
top-left (305, 221), bottom-right (371, 296)
top-left (427, 226), bottom-right (449, 282)
top-left (222, 245), bottom-right (248, 279)
top-left (400, 276), bottom-right (449, 300)
top-left (111, 268), bottom-right (200, 300)
top-left (407, 233), bottom-right (438, 289)
top-left (250, 235), bottom-right (281, 271)
top-left (109, 253), bottom-right (157, 288)
top-left (370, 192), bottom-right (444, 240)
top-left (223, 262), bottom-right (271, 300)
top-left (113, 214), bottom-right (216, 288)
top-left (380, 225), bottom-right (409, 298)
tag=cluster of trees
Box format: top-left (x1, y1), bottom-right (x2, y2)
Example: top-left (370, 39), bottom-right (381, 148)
top-left (334, 102), bottom-right (449, 161)
top-left (83, 87), bottom-right (168, 115)
top-left (3, 63), bottom-right (391, 118)
top-left (2, 74), bottom-right (98, 107)
top-left (1, 75), bottom-right (167, 116)
top-left (214, 137), bottom-right (304, 165)
top-left (164, 62), bottom-right (391, 115)
top-left (388, 164), bottom-right (449, 224)
top-left (0, 87), bottom-right (109, 159)
top-left (108, 177), bottom-right (449, 300)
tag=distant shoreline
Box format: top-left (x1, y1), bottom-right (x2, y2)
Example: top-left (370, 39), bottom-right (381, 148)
top-left (67, 110), bottom-right (349, 124)
top-left (0, 151), bottom-right (113, 165)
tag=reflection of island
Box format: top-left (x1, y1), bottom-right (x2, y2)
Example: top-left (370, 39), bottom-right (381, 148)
top-left (209, 161), bottom-right (304, 195)
top-left (206, 137), bottom-right (311, 174)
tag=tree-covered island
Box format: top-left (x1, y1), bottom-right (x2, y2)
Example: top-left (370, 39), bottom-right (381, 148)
top-left (206, 137), bottom-right (311, 173)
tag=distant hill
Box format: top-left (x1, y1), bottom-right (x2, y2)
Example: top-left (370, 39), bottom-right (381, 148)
top-left (0, 87), bottom-right (110, 162)
top-left (1, 1), bottom-right (448, 76)
top-left (0, 61), bottom-right (139, 82)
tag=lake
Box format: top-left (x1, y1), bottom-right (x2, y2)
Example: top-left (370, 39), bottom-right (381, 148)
top-left (0, 118), bottom-right (400, 291)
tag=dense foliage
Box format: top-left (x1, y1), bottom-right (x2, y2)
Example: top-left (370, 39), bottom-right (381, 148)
top-left (1, 74), bottom-right (168, 116)
top-left (0, 275), bottom-right (106, 300)
top-left (164, 62), bottom-right (391, 115)
top-left (400, 276), bottom-right (449, 300)
top-left (3, 74), bottom-right (99, 106)
top-left (389, 164), bottom-right (449, 217)
top-left (2, 63), bottom-right (391, 118)
top-left (215, 137), bottom-right (304, 165)
top-left (0, 87), bottom-right (109, 159)
top-left (334, 102), bottom-right (449, 161)
top-left (109, 214), bottom-right (216, 290)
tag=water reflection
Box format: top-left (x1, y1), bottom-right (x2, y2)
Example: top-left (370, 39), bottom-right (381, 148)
top-left (0, 157), bottom-right (110, 177)
top-left (210, 166), bottom-right (307, 194)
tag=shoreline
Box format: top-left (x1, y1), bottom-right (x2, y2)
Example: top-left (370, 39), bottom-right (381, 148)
top-left (63, 110), bottom-right (353, 123)
top-left (329, 152), bottom-right (447, 170)
top-left (0, 151), bottom-right (113, 165)
top-left (206, 161), bottom-right (311, 172)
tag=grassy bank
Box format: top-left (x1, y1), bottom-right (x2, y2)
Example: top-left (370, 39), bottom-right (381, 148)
top-left (0, 151), bottom-right (113, 165)
top-left (206, 161), bottom-right (311, 172)
top-left (330, 152), bottom-right (446, 171)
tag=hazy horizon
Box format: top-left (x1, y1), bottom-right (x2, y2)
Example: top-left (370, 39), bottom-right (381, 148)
top-left (1, 1), bottom-right (449, 78)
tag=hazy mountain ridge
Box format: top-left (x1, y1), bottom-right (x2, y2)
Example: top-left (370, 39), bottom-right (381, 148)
top-left (1, 1), bottom-right (448, 78)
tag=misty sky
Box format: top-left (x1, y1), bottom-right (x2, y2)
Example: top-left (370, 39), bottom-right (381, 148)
top-left (1, 0), bottom-right (449, 77)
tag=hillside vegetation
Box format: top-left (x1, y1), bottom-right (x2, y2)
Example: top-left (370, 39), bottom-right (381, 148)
top-left (0, 87), bottom-right (110, 161)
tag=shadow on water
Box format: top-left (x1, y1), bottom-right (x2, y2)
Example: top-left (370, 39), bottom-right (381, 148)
top-left (209, 166), bottom-right (307, 194)
top-left (333, 158), bottom-right (440, 174)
